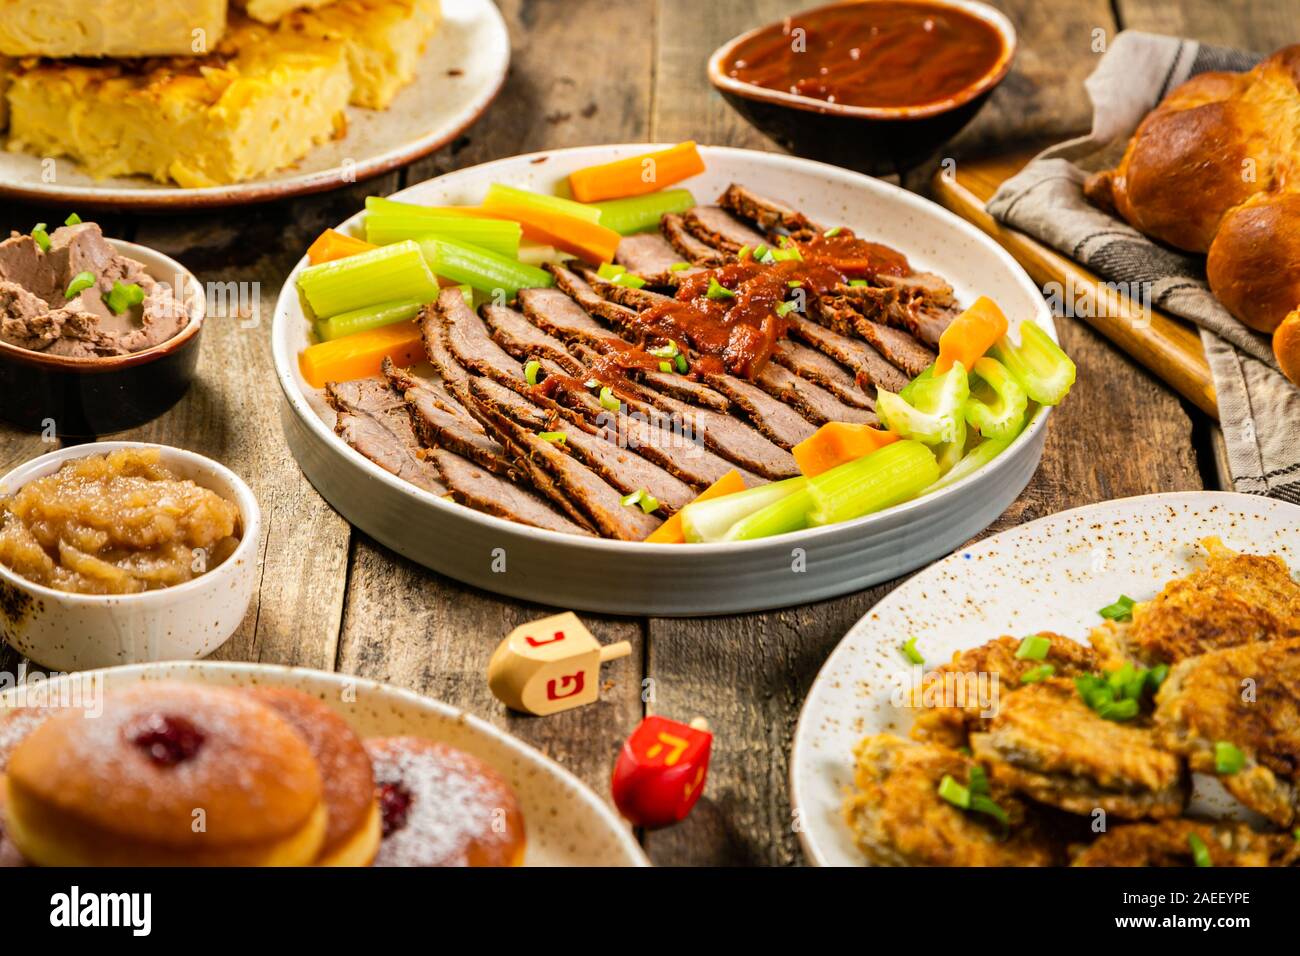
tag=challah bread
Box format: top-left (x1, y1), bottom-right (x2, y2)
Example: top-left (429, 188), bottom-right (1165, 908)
top-left (1084, 45), bottom-right (1300, 383)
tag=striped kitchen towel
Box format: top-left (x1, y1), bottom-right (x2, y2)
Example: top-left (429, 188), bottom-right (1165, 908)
top-left (986, 31), bottom-right (1300, 503)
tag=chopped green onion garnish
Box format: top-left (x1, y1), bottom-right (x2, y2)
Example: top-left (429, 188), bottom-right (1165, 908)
top-left (64, 212), bottom-right (82, 226)
top-left (1098, 595), bottom-right (1136, 621)
top-left (787, 280), bottom-right (802, 288)
top-left (524, 360), bottom-right (542, 386)
top-left (823, 226), bottom-right (843, 237)
top-left (937, 774), bottom-right (970, 809)
top-left (737, 245), bottom-right (751, 261)
top-left (1075, 670), bottom-right (1153, 722)
top-left (752, 243), bottom-right (769, 261)
top-left (31, 223), bottom-right (50, 252)
top-left (599, 386), bottom-right (620, 412)
top-left (659, 360), bottom-right (672, 374)
top-left (968, 765), bottom-right (990, 795)
top-left (1214, 741), bottom-right (1245, 775)
top-left (596, 262), bottom-right (627, 280)
top-left (775, 301), bottom-right (798, 318)
top-left (705, 277), bottom-right (735, 300)
top-left (758, 248), bottom-right (778, 265)
top-left (848, 278), bottom-right (869, 287)
top-left (901, 636), bottom-right (924, 665)
top-left (619, 489), bottom-right (660, 514)
top-left (614, 272), bottom-right (647, 289)
top-left (669, 261), bottom-right (690, 271)
top-left (1015, 634), bottom-right (1051, 661)
top-left (648, 339), bottom-right (679, 359)
top-left (104, 281), bottom-right (144, 315)
top-left (969, 793), bottom-right (1009, 825)
top-left (1098, 698), bottom-right (1139, 721)
top-left (584, 378), bottom-right (600, 389)
top-left (674, 353), bottom-right (688, 374)
top-left (1019, 664), bottom-right (1055, 684)
top-left (538, 431), bottom-right (567, 444)
top-left (1148, 664), bottom-right (1169, 689)
top-left (957, 747), bottom-right (973, 757)
top-left (64, 271), bottom-right (96, 299)
top-left (1188, 833), bottom-right (1212, 868)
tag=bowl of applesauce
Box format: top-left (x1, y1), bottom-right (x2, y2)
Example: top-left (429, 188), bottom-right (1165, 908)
top-left (0, 442), bottom-right (261, 670)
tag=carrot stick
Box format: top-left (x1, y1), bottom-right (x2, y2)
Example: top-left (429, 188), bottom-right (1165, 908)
top-left (306, 229), bottom-right (376, 265)
top-left (643, 469), bottom-right (746, 543)
top-left (299, 320), bottom-right (425, 389)
top-left (936, 296), bottom-right (1010, 374)
top-left (568, 142), bottom-right (707, 203)
top-left (792, 422), bottom-right (900, 478)
top-left (481, 191), bottom-right (621, 263)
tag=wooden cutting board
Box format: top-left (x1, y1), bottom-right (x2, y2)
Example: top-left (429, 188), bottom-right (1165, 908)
top-left (930, 149), bottom-right (1218, 419)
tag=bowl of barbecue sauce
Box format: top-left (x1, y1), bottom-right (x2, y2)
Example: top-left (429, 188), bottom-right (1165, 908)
top-left (709, 0), bottom-right (1016, 174)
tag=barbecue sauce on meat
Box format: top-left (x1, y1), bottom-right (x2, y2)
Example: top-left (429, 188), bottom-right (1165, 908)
top-left (632, 230), bottom-right (911, 378)
top-left (724, 1), bottom-right (1005, 110)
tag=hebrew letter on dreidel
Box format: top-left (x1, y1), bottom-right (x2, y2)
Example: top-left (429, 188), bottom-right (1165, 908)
top-left (487, 611), bottom-right (632, 715)
top-left (612, 716), bottom-right (712, 828)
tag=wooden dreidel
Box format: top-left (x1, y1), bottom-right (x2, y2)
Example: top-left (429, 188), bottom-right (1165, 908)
top-left (487, 611), bottom-right (631, 716)
top-left (611, 716), bottom-right (711, 828)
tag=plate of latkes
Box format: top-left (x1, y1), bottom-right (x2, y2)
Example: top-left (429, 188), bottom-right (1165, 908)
top-left (0, 0), bottom-right (509, 208)
top-left (0, 662), bottom-right (648, 866)
top-left (791, 491), bottom-right (1300, 867)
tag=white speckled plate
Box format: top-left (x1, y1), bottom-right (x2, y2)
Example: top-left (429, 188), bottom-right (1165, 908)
top-left (0, 661), bottom-right (648, 867)
top-left (0, 0), bottom-right (509, 209)
top-left (273, 144), bottom-right (1057, 615)
top-left (791, 491), bottom-right (1300, 866)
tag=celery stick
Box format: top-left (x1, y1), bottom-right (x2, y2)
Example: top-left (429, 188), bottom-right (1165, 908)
top-left (589, 189), bottom-right (696, 235)
top-left (418, 238), bottom-right (554, 298)
top-left (297, 240), bottom-right (439, 319)
top-left (483, 184), bottom-right (601, 223)
top-left (721, 487), bottom-right (814, 541)
top-left (877, 362), bottom-right (969, 445)
top-left (517, 243), bottom-right (567, 267)
top-left (806, 441), bottom-right (939, 527)
top-left (989, 322), bottom-right (1076, 405)
top-left (920, 436), bottom-right (1015, 496)
top-left (964, 356), bottom-right (1028, 440)
top-left (365, 212), bottom-right (521, 257)
top-left (317, 298), bottom-right (424, 341)
top-left (679, 477), bottom-right (807, 543)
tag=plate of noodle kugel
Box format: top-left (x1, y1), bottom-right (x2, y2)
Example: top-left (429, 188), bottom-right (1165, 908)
top-left (272, 142), bottom-right (1079, 615)
top-left (0, 661), bottom-right (648, 867)
top-left (0, 0), bottom-right (509, 208)
top-left (790, 490), bottom-right (1300, 868)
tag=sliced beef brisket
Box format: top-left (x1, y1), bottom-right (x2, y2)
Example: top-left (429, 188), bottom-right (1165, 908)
top-left (325, 378), bottom-right (448, 496)
top-left (717, 184), bottom-right (824, 239)
top-left (427, 449), bottom-right (593, 536)
top-left (682, 205), bottom-right (767, 253)
top-left (662, 212), bottom-right (726, 266)
top-left (787, 314), bottom-right (910, 393)
top-left (771, 339), bottom-right (875, 410)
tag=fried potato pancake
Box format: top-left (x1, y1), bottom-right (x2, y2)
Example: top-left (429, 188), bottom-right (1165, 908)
top-left (1072, 819), bottom-right (1297, 867)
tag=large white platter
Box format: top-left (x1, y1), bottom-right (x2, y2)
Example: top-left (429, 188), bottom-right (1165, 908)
top-left (0, 661), bottom-right (648, 867)
top-left (790, 491), bottom-right (1300, 866)
top-left (272, 144), bottom-right (1058, 615)
top-left (0, 0), bottom-right (509, 209)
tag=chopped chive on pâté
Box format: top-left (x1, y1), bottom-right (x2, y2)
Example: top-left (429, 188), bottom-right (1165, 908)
top-left (706, 277), bottom-right (735, 300)
top-left (1015, 634), bottom-right (1051, 661)
top-left (1098, 595), bottom-right (1136, 622)
top-left (1214, 741), bottom-right (1245, 775)
top-left (524, 360), bottom-right (542, 386)
top-left (1188, 833), bottom-right (1213, 867)
top-left (901, 636), bottom-right (924, 665)
top-left (619, 489), bottom-right (660, 514)
top-left (1019, 664), bottom-right (1055, 684)
top-left (64, 271), bottom-right (96, 299)
top-left (31, 223), bottom-right (50, 252)
top-left (104, 281), bottom-right (144, 315)
top-left (65, 212), bottom-right (82, 226)
top-left (537, 431), bottom-right (566, 444)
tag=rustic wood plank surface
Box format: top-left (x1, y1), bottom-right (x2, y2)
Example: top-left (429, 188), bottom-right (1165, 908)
top-left (0, 0), bottom-right (1255, 865)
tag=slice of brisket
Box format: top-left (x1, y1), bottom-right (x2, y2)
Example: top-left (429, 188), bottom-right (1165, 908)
top-left (717, 184), bottom-right (824, 239)
top-left (787, 314), bottom-right (910, 394)
top-left (754, 361), bottom-right (876, 425)
top-left (662, 212), bottom-right (726, 266)
top-left (614, 233), bottom-right (700, 284)
top-left (383, 362), bottom-right (515, 477)
top-left (771, 340), bottom-right (875, 410)
top-left (482, 303), bottom-right (587, 375)
top-left (682, 205), bottom-right (767, 253)
top-left (427, 449), bottom-right (593, 536)
top-left (325, 378), bottom-right (448, 496)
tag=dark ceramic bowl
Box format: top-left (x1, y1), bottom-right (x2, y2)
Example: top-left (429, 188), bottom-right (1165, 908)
top-left (708, 0), bottom-right (1018, 176)
top-left (0, 239), bottom-right (205, 437)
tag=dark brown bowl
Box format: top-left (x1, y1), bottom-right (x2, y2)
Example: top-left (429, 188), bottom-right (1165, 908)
top-left (708, 0), bottom-right (1018, 176)
top-left (0, 239), bottom-right (205, 437)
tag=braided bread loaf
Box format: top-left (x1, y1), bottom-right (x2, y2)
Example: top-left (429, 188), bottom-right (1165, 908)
top-left (1084, 46), bottom-right (1300, 384)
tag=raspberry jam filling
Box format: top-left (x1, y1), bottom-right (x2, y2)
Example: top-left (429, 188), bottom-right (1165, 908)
top-left (125, 713), bottom-right (206, 766)
top-left (378, 781), bottom-right (413, 836)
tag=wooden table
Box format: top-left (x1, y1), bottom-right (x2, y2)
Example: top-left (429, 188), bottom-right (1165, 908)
top-left (2, 0), bottom-right (1294, 866)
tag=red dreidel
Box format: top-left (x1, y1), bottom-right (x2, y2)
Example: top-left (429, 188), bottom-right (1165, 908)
top-left (611, 716), bottom-right (711, 828)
